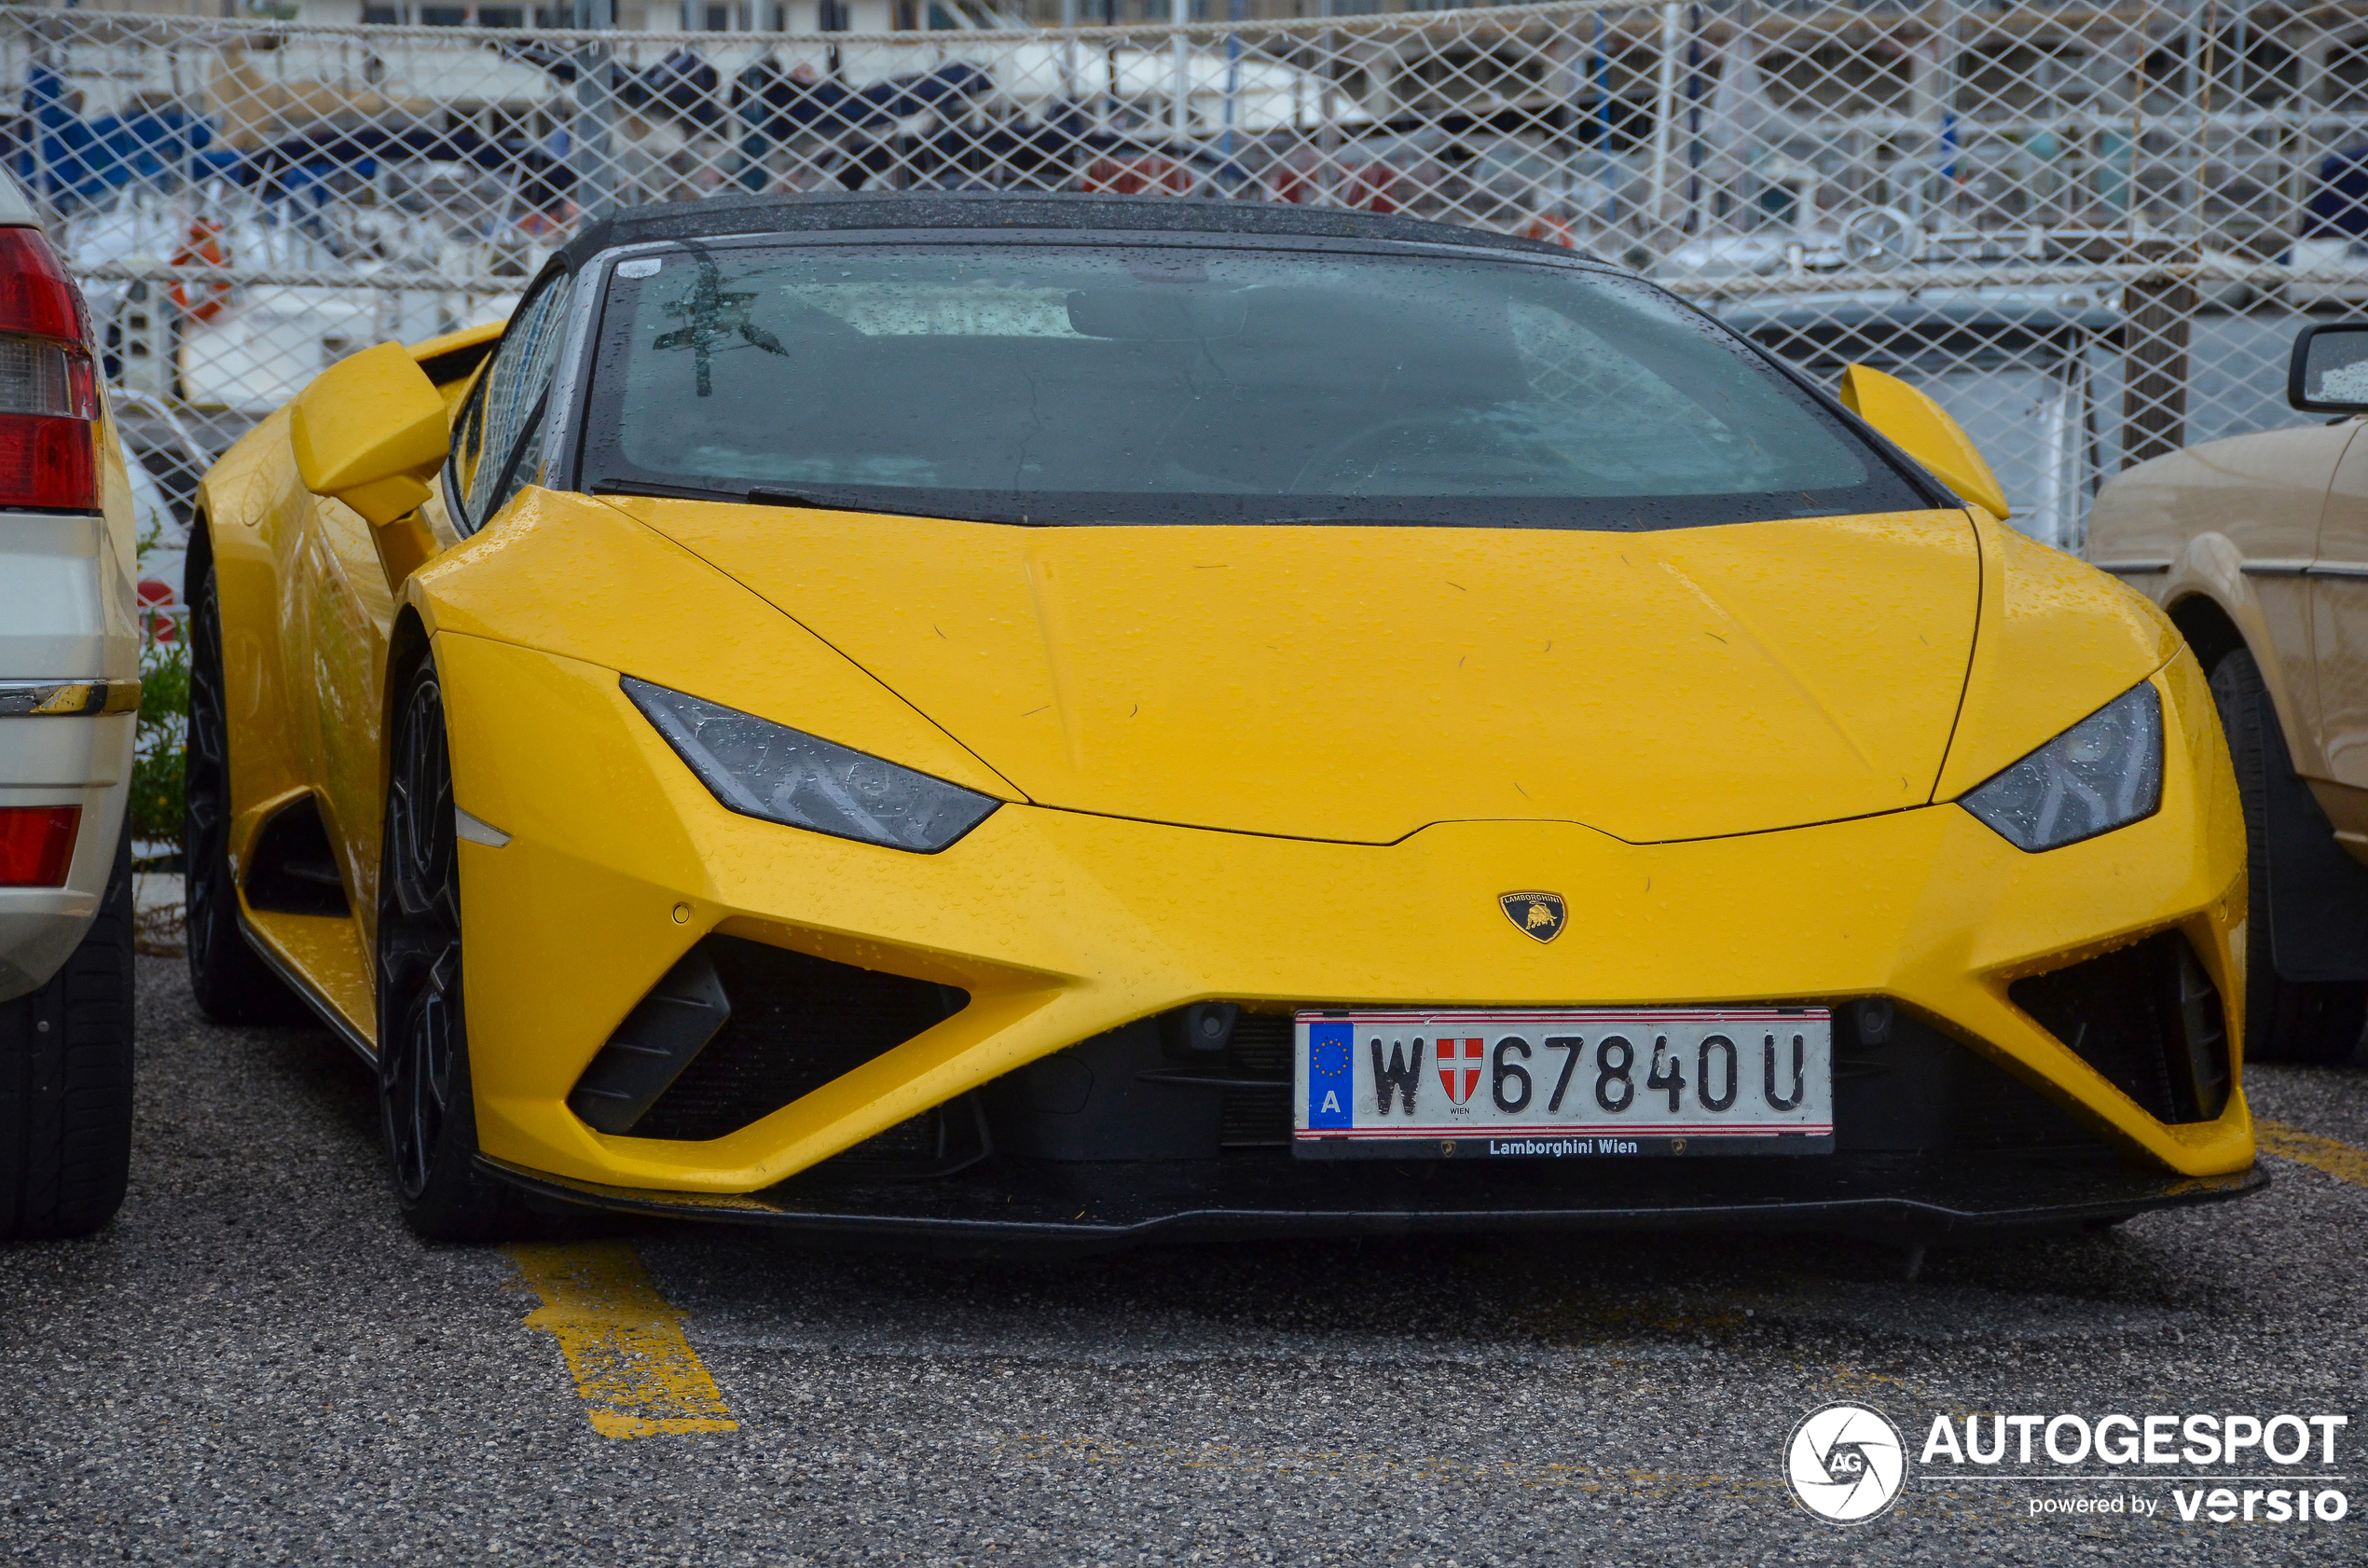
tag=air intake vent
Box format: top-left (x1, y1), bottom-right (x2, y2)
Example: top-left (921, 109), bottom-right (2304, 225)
top-left (2008, 930), bottom-right (2231, 1126)
top-left (241, 794), bottom-right (349, 917)
top-left (627, 935), bottom-right (967, 1143)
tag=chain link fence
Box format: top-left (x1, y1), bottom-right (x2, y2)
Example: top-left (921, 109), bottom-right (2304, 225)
top-left (19, 4), bottom-right (2368, 549)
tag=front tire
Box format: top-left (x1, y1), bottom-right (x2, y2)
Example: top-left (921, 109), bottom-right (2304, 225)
top-left (183, 532), bottom-right (309, 1026)
top-left (378, 655), bottom-right (519, 1240)
top-left (2210, 648), bottom-right (2367, 1064)
top-left (0, 820), bottom-right (134, 1240)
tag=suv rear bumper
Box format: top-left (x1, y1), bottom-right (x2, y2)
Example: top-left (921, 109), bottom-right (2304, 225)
top-left (1, 509), bottom-right (141, 1002)
top-left (0, 720), bottom-right (133, 1000)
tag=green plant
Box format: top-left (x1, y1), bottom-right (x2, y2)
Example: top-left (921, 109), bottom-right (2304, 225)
top-left (129, 637), bottom-right (188, 858)
top-left (130, 510), bottom-right (190, 864)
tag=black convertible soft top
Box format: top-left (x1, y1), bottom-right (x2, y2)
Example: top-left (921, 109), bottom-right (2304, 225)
top-left (558, 188), bottom-right (1604, 271)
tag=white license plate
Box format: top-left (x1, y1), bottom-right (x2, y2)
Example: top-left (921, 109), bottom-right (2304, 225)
top-left (1292, 1008), bottom-right (1834, 1159)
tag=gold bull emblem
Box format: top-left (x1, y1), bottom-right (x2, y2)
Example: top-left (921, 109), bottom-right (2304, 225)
top-left (1498, 890), bottom-right (1566, 943)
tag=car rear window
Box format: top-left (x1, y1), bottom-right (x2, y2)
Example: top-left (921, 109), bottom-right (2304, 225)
top-left (578, 241), bottom-right (1929, 530)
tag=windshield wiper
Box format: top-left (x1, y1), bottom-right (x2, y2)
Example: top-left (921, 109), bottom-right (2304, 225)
top-left (587, 477), bottom-right (731, 503)
top-left (747, 485), bottom-right (831, 509)
top-left (587, 476), bottom-right (912, 517)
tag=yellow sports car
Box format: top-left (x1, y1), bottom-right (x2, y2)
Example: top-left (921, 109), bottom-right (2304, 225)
top-left (186, 192), bottom-right (2261, 1244)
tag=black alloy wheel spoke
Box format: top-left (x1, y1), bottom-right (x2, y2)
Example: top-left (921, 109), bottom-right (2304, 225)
top-left (186, 571), bottom-right (232, 969)
top-left (379, 668), bottom-right (467, 1203)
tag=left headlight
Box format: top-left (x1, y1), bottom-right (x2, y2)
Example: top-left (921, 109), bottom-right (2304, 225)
top-left (1959, 681), bottom-right (2163, 852)
top-left (624, 676), bottom-right (999, 853)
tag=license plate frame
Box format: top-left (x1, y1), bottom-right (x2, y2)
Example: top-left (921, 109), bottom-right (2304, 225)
top-left (1291, 1008), bottom-right (1835, 1160)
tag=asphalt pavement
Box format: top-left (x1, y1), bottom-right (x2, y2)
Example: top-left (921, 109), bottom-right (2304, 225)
top-left (1, 956), bottom-right (2363, 1565)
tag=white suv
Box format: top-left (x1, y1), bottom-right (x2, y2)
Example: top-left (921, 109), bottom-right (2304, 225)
top-left (0, 172), bottom-right (136, 1239)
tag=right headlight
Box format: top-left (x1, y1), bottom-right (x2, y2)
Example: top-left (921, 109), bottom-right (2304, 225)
top-left (1959, 681), bottom-right (2163, 852)
top-left (624, 676), bottom-right (999, 853)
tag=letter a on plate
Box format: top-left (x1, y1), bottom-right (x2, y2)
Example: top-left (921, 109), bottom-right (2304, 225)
top-left (1499, 891), bottom-right (1565, 943)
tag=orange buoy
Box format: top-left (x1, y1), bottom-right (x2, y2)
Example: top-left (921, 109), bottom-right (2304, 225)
top-left (1521, 213), bottom-right (1577, 250)
top-left (170, 219), bottom-right (231, 323)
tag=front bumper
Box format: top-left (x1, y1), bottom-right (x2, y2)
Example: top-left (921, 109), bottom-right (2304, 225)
top-left (434, 630), bottom-right (2253, 1210)
top-left (478, 1152), bottom-right (2268, 1253)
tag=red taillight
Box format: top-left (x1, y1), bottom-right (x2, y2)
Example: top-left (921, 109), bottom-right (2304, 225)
top-left (0, 225), bottom-right (96, 513)
top-left (0, 805), bottom-right (78, 887)
top-left (0, 227), bottom-right (89, 342)
top-left (0, 414), bottom-right (95, 509)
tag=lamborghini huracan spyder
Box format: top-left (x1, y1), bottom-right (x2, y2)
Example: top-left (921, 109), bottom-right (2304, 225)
top-left (186, 193), bottom-right (2262, 1244)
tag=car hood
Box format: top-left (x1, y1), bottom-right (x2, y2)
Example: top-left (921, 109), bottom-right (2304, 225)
top-left (614, 500), bottom-right (1980, 845)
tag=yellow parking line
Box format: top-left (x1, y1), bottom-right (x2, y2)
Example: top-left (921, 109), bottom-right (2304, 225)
top-left (2255, 1121), bottom-right (2368, 1189)
top-left (503, 1241), bottom-right (738, 1438)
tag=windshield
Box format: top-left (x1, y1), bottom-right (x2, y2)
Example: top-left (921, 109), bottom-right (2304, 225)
top-left (578, 240), bottom-right (1927, 530)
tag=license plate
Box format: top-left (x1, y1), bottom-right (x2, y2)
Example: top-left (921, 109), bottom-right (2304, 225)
top-left (1292, 1008), bottom-right (1834, 1159)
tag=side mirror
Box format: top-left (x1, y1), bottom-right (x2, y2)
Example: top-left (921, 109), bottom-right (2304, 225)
top-left (290, 341), bottom-right (449, 528)
top-left (1838, 364), bottom-right (2010, 521)
top-left (2289, 323), bottom-right (2368, 413)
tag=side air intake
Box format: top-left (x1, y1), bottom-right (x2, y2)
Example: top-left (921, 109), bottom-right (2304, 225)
top-left (2007, 930), bottom-right (2232, 1126)
top-left (241, 794), bottom-right (349, 917)
top-left (567, 947), bottom-right (733, 1135)
top-left (578, 934), bottom-right (968, 1143)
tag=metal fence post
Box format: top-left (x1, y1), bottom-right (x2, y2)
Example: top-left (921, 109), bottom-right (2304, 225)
top-left (573, 0), bottom-right (618, 218)
top-left (1172, 0), bottom-right (1191, 154)
top-left (1059, 0), bottom-right (1076, 103)
top-left (1650, 2), bottom-right (1679, 246)
top-left (2122, 272), bottom-right (2196, 468)
top-left (1317, 0), bottom-right (1337, 207)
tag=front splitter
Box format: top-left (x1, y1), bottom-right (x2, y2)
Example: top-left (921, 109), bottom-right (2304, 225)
top-left (477, 1151), bottom-right (2268, 1256)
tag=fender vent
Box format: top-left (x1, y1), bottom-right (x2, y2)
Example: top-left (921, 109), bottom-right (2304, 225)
top-left (627, 935), bottom-right (967, 1143)
top-left (241, 794), bottom-right (349, 918)
top-left (2008, 930), bottom-right (2232, 1126)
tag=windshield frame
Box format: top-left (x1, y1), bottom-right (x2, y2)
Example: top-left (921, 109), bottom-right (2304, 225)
top-left (555, 228), bottom-right (1953, 528)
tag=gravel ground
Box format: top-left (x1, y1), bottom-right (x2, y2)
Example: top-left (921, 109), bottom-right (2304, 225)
top-left (0, 956), bottom-right (2361, 1565)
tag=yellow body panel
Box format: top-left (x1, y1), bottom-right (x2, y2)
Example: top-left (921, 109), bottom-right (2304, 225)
top-left (197, 347), bottom-right (489, 1042)
top-left (1934, 511), bottom-right (2187, 800)
top-left (414, 490), bottom-right (1018, 799)
top-left (614, 495), bottom-right (1983, 844)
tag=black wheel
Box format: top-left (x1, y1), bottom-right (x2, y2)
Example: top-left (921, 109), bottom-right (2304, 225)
top-left (0, 818), bottom-right (134, 1239)
top-left (182, 533), bottom-right (309, 1026)
top-left (2210, 649), bottom-right (2368, 1064)
top-left (377, 656), bottom-right (519, 1240)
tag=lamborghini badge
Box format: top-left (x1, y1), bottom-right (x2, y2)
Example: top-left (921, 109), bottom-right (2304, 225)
top-left (1499, 891), bottom-right (1565, 943)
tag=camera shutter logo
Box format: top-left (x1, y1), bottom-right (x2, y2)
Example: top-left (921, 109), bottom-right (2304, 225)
top-left (1785, 1402), bottom-right (1908, 1524)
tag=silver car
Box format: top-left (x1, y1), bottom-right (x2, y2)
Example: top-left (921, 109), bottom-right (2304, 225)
top-left (0, 170), bottom-right (138, 1240)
